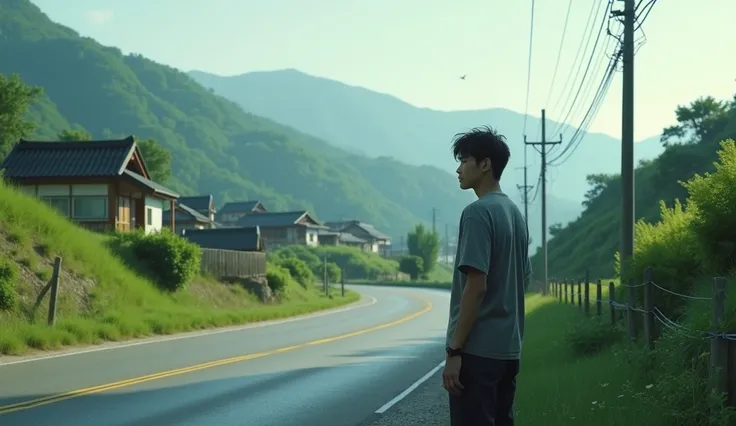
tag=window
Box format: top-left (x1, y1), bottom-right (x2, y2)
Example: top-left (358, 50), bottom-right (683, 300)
top-left (72, 197), bottom-right (108, 220)
top-left (42, 196), bottom-right (70, 217)
top-left (146, 207), bottom-right (153, 226)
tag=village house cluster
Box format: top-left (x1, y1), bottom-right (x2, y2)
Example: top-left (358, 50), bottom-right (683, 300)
top-left (0, 136), bottom-right (393, 256)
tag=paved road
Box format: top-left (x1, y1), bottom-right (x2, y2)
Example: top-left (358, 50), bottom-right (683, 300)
top-left (0, 285), bottom-right (450, 426)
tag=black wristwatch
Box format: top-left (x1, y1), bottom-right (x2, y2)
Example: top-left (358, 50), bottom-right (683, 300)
top-left (446, 345), bottom-right (462, 357)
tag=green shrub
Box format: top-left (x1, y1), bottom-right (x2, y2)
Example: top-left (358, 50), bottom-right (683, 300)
top-left (266, 261), bottom-right (291, 294)
top-left (314, 261), bottom-right (341, 283)
top-left (616, 199), bottom-right (701, 317)
top-left (276, 256), bottom-right (313, 288)
top-left (273, 244), bottom-right (399, 280)
top-left (399, 255), bottom-right (423, 280)
top-left (682, 139), bottom-right (736, 273)
top-left (0, 260), bottom-right (19, 310)
top-left (564, 316), bottom-right (622, 357)
top-left (123, 229), bottom-right (201, 291)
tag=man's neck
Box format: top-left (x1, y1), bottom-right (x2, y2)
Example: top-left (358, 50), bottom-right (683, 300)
top-left (473, 180), bottom-right (502, 199)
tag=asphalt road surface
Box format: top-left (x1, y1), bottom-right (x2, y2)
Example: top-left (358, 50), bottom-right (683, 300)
top-left (0, 285), bottom-right (450, 426)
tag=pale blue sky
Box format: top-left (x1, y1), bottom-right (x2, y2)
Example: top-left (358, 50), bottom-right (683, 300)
top-left (30, 0), bottom-right (736, 142)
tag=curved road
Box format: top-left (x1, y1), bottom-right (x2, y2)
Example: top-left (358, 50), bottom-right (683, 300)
top-left (0, 285), bottom-right (450, 426)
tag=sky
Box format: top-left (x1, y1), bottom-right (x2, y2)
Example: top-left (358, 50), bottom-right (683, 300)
top-left (29, 0), bottom-right (736, 142)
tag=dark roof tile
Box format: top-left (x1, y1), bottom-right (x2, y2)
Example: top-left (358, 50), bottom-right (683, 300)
top-left (1, 137), bottom-right (137, 178)
top-left (235, 210), bottom-right (323, 228)
top-left (178, 195), bottom-right (212, 212)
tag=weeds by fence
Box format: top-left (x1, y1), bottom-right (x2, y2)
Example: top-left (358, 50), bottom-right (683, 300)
top-left (199, 249), bottom-right (266, 280)
top-left (548, 268), bottom-right (736, 406)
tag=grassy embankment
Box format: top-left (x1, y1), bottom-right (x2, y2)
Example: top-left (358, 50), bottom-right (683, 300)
top-left (347, 262), bottom-right (454, 290)
top-left (0, 181), bottom-right (359, 356)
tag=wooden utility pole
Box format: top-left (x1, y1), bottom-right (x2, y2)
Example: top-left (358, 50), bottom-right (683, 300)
top-left (614, 0), bottom-right (636, 285)
top-left (444, 223), bottom-right (449, 264)
top-left (525, 109), bottom-right (562, 292)
top-left (516, 148), bottom-right (533, 225)
top-left (431, 208), bottom-right (437, 234)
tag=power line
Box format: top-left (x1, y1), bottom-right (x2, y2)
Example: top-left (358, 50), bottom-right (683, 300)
top-left (544, 0), bottom-right (574, 108)
top-left (522, 0), bottom-right (536, 136)
top-left (551, 0), bottom-right (615, 137)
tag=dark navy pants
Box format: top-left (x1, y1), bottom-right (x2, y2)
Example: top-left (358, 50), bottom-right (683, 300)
top-left (449, 353), bottom-right (520, 426)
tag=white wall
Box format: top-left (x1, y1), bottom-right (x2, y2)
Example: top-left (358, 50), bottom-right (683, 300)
top-left (144, 196), bottom-right (164, 234)
top-left (306, 229), bottom-right (320, 246)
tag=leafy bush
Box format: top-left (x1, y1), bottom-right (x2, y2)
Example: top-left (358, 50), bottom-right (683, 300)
top-left (0, 260), bottom-right (19, 310)
top-left (315, 261), bottom-right (341, 283)
top-left (266, 261), bottom-right (291, 294)
top-left (399, 255), bottom-right (423, 280)
top-left (121, 229), bottom-right (201, 291)
top-left (682, 139), bottom-right (736, 273)
top-left (564, 316), bottom-right (622, 358)
top-left (273, 244), bottom-right (398, 280)
top-left (617, 199), bottom-right (701, 316)
top-left (275, 256), bottom-right (313, 288)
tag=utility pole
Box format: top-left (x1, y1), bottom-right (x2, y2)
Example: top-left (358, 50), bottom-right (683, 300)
top-left (525, 109), bottom-right (562, 292)
top-left (516, 146), bottom-right (533, 224)
top-left (431, 208), bottom-right (437, 234)
top-left (444, 223), bottom-right (449, 264)
top-left (616, 0), bottom-right (635, 287)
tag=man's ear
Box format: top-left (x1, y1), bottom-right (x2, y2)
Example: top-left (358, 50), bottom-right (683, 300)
top-left (480, 158), bottom-right (491, 172)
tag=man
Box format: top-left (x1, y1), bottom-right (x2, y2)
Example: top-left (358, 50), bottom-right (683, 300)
top-left (442, 126), bottom-right (532, 426)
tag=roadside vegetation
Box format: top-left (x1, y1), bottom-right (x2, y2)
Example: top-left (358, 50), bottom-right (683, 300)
top-left (517, 95), bottom-right (736, 424)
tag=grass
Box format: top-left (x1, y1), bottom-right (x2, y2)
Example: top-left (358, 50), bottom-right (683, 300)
top-left (0, 181), bottom-right (360, 356)
top-left (348, 263), bottom-right (454, 289)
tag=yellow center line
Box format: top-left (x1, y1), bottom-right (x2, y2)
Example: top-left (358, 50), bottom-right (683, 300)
top-left (0, 295), bottom-right (433, 415)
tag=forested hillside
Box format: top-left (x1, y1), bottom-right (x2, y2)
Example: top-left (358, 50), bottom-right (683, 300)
top-left (534, 94), bottom-right (736, 279)
top-left (0, 0), bottom-right (474, 239)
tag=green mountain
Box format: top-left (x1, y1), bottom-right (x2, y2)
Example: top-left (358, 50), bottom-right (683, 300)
top-left (0, 0), bottom-right (476, 240)
top-left (529, 95), bottom-right (736, 280)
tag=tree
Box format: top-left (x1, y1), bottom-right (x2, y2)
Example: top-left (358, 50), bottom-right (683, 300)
top-left (57, 129), bottom-right (92, 141)
top-left (582, 173), bottom-right (613, 208)
top-left (0, 74), bottom-right (42, 161)
top-left (136, 138), bottom-right (172, 184)
top-left (549, 222), bottom-right (563, 237)
top-left (399, 255), bottom-right (424, 280)
top-left (660, 96), bottom-right (730, 147)
top-left (407, 223), bottom-right (440, 275)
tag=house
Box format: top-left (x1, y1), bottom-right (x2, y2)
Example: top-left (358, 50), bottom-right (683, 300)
top-left (181, 227), bottom-right (263, 252)
top-left (162, 195), bottom-right (216, 232)
top-left (317, 229), bottom-right (372, 250)
top-left (234, 210), bottom-right (326, 248)
top-left (162, 203), bottom-right (211, 233)
top-left (325, 220), bottom-right (392, 255)
top-left (0, 136), bottom-right (178, 233)
top-left (178, 195), bottom-right (216, 222)
top-left (216, 200), bottom-right (267, 225)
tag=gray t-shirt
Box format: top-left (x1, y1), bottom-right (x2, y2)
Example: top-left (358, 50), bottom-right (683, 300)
top-left (445, 192), bottom-right (532, 360)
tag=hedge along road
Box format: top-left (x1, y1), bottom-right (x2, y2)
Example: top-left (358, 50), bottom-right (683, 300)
top-left (0, 285), bottom-right (451, 426)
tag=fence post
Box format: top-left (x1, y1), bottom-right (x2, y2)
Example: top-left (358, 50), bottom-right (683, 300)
top-left (627, 277), bottom-right (638, 343)
top-left (609, 281), bottom-right (616, 326)
top-left (569, 280), bottom-right (574, 304)
top-left (643, 267), bottom-right (655, 350)
top-left (47, 256), bottom-right (62, 326)
top-left (584, 270), bottom-right (590, 316)
top-left (564, 280), bottom-right (568, 304)
top-left (340, 268), bottom-right (345, 297)
top-left (596, 279), bottom-right (602, 316)
top-left (323, 256), bottom-right (328, 296)
top-left (710, 277), bottom-right (728, 399)
top-left (577, 279), bottom-right (582, 310)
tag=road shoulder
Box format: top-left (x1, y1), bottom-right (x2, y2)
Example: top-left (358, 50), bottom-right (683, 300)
top-left (361, 368), bottom-right (448, 426)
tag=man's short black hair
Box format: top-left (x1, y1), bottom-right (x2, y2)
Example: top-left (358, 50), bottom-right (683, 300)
top-left (451, 126), bottom-right (511, 181)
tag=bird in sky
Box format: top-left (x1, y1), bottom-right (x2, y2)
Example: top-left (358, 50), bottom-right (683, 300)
top-left (460, 75), bottom-right (466, 80)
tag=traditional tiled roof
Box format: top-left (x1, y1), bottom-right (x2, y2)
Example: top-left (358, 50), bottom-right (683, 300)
top-left (162, 202), bottom-right (210, 223)
top-left (123, 170), bottom-right (179, 198)
top-left (234, 210), bottom-right (324, 228)
top-left (219, 200), bottom-right (265, 214)
top-left (1, 137), bottom-right (140, 178)
top-left (178, 195), bottom-right (213, 213)
top-left (325, 220), bottom-right (391, 241)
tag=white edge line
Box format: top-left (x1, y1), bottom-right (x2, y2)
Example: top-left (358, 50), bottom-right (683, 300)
top-left (0, 294), bottom-right (378, 367)
top-left (374, 360), bottom-right (446, 414)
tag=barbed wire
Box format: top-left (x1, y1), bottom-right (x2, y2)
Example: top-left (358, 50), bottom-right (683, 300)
top-left (551, 277), bottom-right (736, 341)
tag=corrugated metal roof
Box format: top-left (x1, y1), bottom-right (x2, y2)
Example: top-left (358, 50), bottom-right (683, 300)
top-left (1, 137), bottom-right (137, 178)
top-left (182, 227), bottom-right (261, 251)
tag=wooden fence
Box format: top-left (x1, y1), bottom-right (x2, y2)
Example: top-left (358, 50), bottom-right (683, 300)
top-left (547, 269), bottom-right (736, 406)
top-left (199, 249), bottom-right (266, 280)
